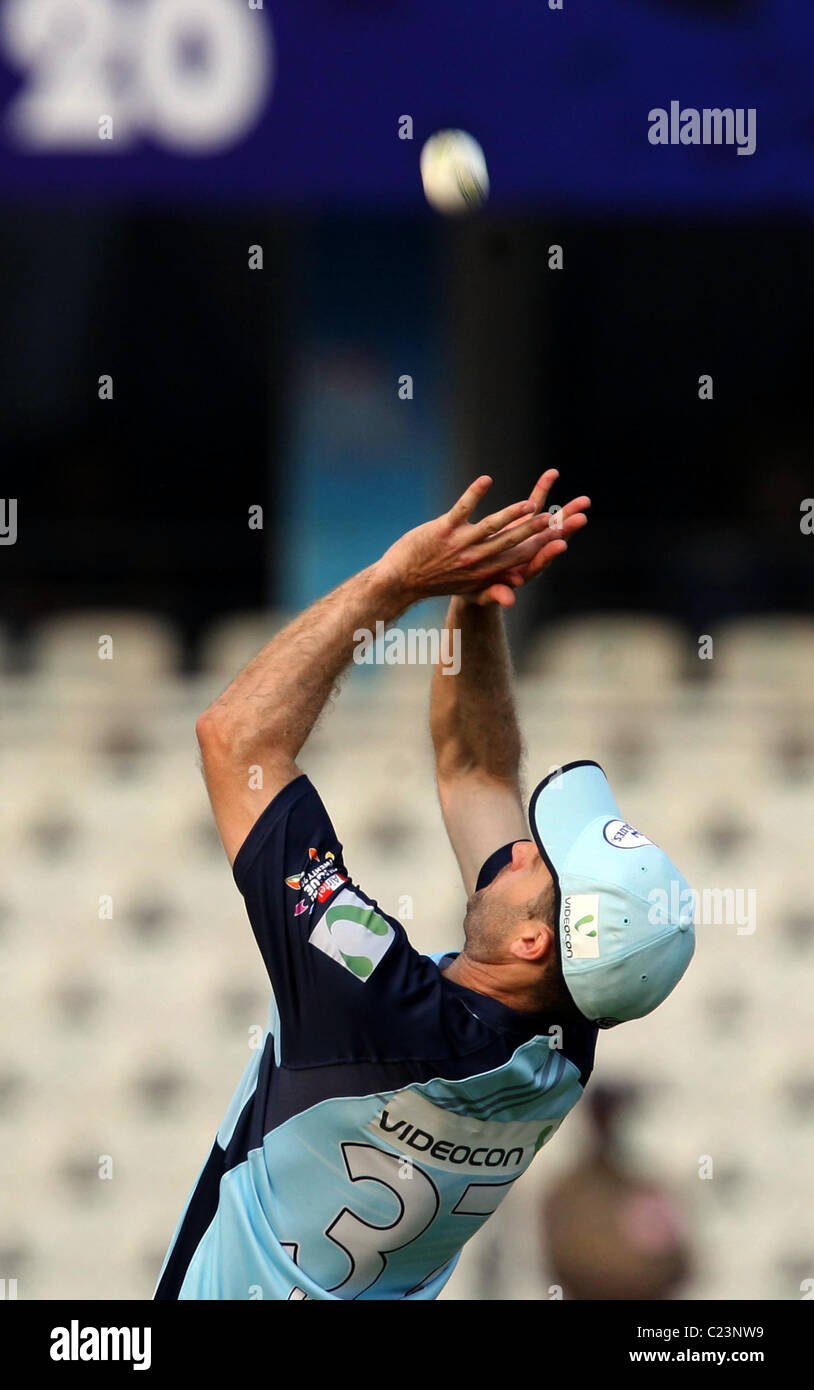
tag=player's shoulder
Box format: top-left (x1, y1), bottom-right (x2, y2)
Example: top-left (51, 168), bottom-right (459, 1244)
top-left (304, 877), bottom-right (420, 985)
top-left (233, 772), bottom-right (328, 890)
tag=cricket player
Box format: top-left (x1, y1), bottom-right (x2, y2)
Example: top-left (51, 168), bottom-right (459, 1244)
top-left (154, 471), bottom-right (694, 1301)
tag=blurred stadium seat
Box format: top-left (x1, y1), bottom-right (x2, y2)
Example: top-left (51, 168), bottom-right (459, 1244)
top-left (1, 610), bottom-right (811, 1300)
top-left (524, 614), bottom-right (690, 691)
top-left (713, 616), bottom-right (814, 690)
top-left (30, 612), bottom-right (181, 681)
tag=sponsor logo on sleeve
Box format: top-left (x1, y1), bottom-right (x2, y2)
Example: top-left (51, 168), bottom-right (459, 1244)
top-left (286, 847), bottom-right (347, 916)
top-left (308, 888), bottom-right (395, 980)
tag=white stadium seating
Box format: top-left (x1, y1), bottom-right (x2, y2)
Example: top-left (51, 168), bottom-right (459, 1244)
top-left (1, 610), bottom-right (811, 1300)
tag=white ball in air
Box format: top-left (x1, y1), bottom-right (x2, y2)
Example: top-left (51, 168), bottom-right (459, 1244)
top-left (420, 129), bottom-right (490, 215)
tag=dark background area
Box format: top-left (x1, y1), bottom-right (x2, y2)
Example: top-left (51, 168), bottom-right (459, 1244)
top-left (1, 209), bottom-right (810, 662)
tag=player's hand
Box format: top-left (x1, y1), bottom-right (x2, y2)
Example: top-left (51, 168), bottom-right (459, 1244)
top-left (463, 470), bottom-right (590, 608)
top-left (376, 476), bottom-right (565, 605)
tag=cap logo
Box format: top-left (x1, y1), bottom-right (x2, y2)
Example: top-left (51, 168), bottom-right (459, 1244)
top-left (603, 819), bottom-right (654, 849)
top-left (562, 893), bottom-right (600, 959)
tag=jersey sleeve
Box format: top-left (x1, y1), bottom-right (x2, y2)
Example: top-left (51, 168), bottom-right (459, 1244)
top-left (231, 774), bottom-right (424, 1061)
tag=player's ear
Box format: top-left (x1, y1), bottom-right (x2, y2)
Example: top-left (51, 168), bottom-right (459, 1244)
top-left (509, 924), bottom-right (554, 964)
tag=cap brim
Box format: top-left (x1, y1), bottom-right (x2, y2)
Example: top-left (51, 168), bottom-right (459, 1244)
top-left (528, 761), bottom-right (622, 1023)
top-left (528, 761), bottom-right (621, 877)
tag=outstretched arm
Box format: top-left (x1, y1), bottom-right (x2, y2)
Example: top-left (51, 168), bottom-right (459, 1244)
top-left (430, 470), bottom-right (590, 893)
top-left (431, 600), bottom-right (530, 895)
top-left (197, 476), bottom-right (559, 864)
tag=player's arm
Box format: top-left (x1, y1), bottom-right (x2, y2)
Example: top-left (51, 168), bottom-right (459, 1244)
top-left (196, 477), bottom-right (558, 864)
top-left (430, 471), bottom-right (591, 895)
top-left (430, 600), bottom-right (529, 895)
top-left (196, 565), bottom-right (405, 864)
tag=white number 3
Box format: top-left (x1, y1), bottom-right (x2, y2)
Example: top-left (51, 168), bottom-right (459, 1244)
top-left (325, 1144), bottom-right (440, 1298)
top-left (283, 1143), bottom-right (519, 1300)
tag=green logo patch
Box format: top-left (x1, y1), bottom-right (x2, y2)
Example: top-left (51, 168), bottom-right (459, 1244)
top-left (309, 891), bottom-right (396, 981)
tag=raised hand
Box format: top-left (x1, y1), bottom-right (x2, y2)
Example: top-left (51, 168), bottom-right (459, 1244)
top-left (376, 475), bottom-right (571, 605)
top-left (464, 469), bottom-right (590, 608)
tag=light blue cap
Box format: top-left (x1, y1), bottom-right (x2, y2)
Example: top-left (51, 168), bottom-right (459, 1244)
top-left (528, 761), bottom-right (695, 1028)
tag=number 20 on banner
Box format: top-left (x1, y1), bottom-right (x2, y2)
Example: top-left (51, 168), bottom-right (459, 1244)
top-left (1, 0), bottom-right (274, 152)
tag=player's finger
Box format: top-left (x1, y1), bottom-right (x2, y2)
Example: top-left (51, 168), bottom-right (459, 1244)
top-left (542, 496), bottom-right (591, 530)
top-left (548, 510), bottom-right (589, 537)
top-left (484, 528), bottom-right (559, 571)
top-left (474, 581), bottom-right (517, 608)
top-left (525, 511), bottom-right (587, 571)
top-left (527, 468), bottom-right (560, 513)
top-left (475, 506), bottom-right (586, 582)
top-left (478, 506), bottom-right (537, 543)
top-left (446, 475), bottom-right (494, 525)
top-left (481, 491), bottom-right (590, 547)
top-left (524, 536), bottom-right (569, 578)
top-left (474, 510), bottom-right (550, 556)
top-left (473, 569), bottom-right (525, 602)
top-left (469, 496), bottom-right (535, 541)
top-left (561, 494), bottom-right (592, 516)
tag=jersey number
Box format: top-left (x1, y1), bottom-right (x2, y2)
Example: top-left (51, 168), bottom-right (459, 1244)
top-left (286, 1142), bottom-right (516, 1299)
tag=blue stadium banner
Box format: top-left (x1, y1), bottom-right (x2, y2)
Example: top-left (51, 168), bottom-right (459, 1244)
top-left (0, 0), bottom-right (811, 209)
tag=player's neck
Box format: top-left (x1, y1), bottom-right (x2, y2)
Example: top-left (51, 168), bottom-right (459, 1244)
top-left (440, 951), bottom-right (544, 1016)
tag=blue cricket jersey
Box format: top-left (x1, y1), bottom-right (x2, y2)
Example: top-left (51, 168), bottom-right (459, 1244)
top-left (154, 775), bottom-right (597, 1300)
